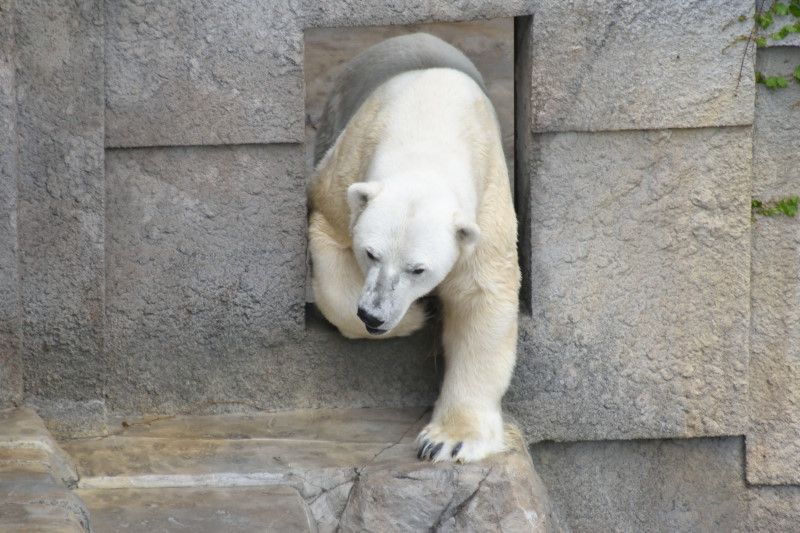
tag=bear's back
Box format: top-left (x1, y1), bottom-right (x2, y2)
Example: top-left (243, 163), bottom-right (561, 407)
top-left (313, 33), bottom-right (487, 167)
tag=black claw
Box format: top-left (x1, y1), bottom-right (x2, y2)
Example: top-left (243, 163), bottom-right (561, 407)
top-left (419, 440), bottom-right (432, 460)
top-left (430, 442), bottom-right (444, 460)
top-left (451, 441), bottom-right (463, 458)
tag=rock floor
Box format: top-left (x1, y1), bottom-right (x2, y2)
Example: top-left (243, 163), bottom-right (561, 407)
top-left (1, 406), bottom-right (560, 532)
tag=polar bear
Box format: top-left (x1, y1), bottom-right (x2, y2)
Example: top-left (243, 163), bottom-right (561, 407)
top-left (308, 33), bottom-right (520, 463)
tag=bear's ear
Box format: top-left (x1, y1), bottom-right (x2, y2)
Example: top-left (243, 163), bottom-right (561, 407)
top-left (455, 216), bottom-right (480, 257)
top-left (347, 182), bottom-right (383, 226)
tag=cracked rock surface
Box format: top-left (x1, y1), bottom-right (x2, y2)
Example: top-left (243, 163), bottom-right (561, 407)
top-left (339, 427), bottom-right (559, 532)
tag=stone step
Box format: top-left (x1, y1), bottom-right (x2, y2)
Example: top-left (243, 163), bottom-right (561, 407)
top-left (3, 406), bottom-right (562, 532)
top-left (77, 485), bottom-right (317, 533)
top-left (0, 408), bottom-right (91, 533)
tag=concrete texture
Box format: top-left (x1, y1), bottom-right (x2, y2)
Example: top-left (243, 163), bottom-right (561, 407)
top-left (15, 0), bottom-right (106, 404)
top-left (747, 46), bottom-right (800, 486)
top-left (60, 408), bottom-right (557, 532)
top-left (0, 0), bottom-right (22, 408)
top-left (509, 127), bottom-right (752, 442)
top-left (105, 0), bottom-right (305, 147)
top-left (527, 0), bottom-right (756, 133)
top-left (530, 437), bottom-right (750, 533)
top-left (32, 399), bottom-right (109, 440)
top-left (301, 0), bottom-right (534, 29)
top-left (99, 303), bottom-right (442, 418)
top-left (104, 144), bottom-right (307, 412)
top-left (748, 485), bottom-right (800, 532)
top-left (79, 485), bottom-right (317, 533)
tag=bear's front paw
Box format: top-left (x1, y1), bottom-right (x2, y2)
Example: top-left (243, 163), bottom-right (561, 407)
top-left (413, 416), bottom-right (505, 463)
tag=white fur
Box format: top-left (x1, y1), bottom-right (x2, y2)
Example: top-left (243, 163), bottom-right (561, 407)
top-left (309, 63), bottom-right (520, 463)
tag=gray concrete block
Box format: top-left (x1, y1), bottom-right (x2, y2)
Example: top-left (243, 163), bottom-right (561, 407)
top-left (105, 0), bottom-right (304, 147)
top-left (509, 127), bottom-right (752, 442)
top-left (0, 0), bottom-right (22, 408)
top-left (104, 144), bottom-right (307, 412)
top-left (747, 46), bottom-right (800, 486)
top-left (530, 437), bottom-right (749, 533)
top-left (15, 0), bottom-right (106, 403)
top-left (301, 0), bottom-right (535, 28)
top-left (31, 399), bottom-right (109, 440)
top-left (748, 486), bottom-right (800, 532)
top-left (103, 305), bottom-right (442, 420)
top-left (525, 0), bottom-right (756, 132)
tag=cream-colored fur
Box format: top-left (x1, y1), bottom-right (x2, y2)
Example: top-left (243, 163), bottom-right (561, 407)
top-left (309, 63), bottom-right (519, 463)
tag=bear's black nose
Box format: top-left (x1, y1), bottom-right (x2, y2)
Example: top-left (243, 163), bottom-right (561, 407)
top-left (357, 307), bottom-right (384, 329)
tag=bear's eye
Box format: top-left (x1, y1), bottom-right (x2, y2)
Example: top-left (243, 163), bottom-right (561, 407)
top-left (366, 250), bottom-right (378, 261)
top-left (411, 267), bottom-right (425, 275)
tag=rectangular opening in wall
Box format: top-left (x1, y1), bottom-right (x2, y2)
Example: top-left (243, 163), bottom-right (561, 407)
top-left (303, 19), bottom-right (516, 304)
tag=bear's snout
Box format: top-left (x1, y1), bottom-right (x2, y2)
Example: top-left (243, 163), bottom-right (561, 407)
top-left (357, 306), bottom-right (386, 334)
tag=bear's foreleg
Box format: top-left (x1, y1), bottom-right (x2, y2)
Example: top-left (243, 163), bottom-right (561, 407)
top-left (415, 289), bottom-right (518, 462)
top-left (309, 211), bottom-right (426, 339)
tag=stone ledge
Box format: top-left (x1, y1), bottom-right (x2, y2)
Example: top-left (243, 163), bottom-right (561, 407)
top-left (0, 408), bottom-right (91, 532)
top-left (0, 407), bottom-right (79, 487)
top-left (0, 477), bottom-right (90, 533)
top-left (77, 485), bottom-right (317, 533)
top-left (60, 408), bottom-right (561, 532)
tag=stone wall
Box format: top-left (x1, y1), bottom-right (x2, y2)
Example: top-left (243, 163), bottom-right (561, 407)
top-left (2, 0), bottom-right (800, 530)
top-left (0, 0), bottom-right (22, 407)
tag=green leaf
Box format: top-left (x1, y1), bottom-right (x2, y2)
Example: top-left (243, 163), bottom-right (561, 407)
top-left (773, 28), bottom-right (788, 39)
top-left (756, 71), bottom-right (766, 84)
top-left (764, 76), bottom-right (789, 89)
top-left (794, 65), bottom-right (800, 82)
top-left (756, 36), bottom-right (768, 47)
top-left (778, 197), bottom-right (799, 217)
top-left (790, 5), bottom-right (800, 17)
top-left (774, 3), bottom-right (790, 15)
top-left (757, 11), bottom-right (774, 29)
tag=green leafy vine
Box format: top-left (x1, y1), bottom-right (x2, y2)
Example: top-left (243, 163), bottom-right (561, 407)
top-left (726, 0), bottom-right (800, 101)
top-left (727, 2), bottom-right (799, 225)
top-left (752, 196), bottom-right (800, 218)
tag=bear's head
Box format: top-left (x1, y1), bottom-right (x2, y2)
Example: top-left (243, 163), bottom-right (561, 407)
top-left (347, 180), bottom-right (480, 336)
